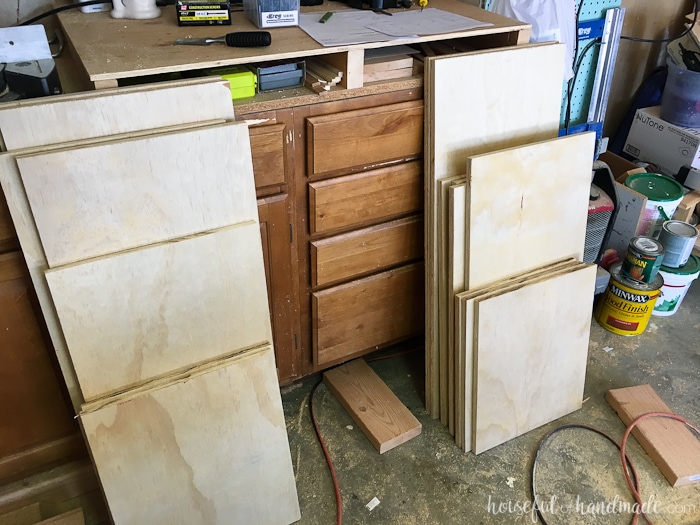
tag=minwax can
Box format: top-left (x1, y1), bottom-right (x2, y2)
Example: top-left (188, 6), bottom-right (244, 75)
top-left (595, 263), bottom-right (664, 336)
top-left (621, 236), bottom-right (665, 283)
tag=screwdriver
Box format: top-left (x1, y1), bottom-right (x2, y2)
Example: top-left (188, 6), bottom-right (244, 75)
top-left (419, 0), bottom-right (427, 11)
top-left (174, 31), bottom-right (272, 47)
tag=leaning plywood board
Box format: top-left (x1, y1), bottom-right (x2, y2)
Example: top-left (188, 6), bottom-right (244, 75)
top-left (465, 132), bottom-right (594, 288)
top-left (17, 121), bottom-right (256, 268)
top-left (472, 264), bottom-right (596, 454)
top-left (45, 223), bottom-right (271, 401)
top-left (455, 259), bottom-right (580, 451)
top-left (35, 508), bottom-right (85, 525)
top-left (0, 77), bottom-right (233, 151)
top-left (324, 359), bottom-right (422, 454)
top-left (606, 384), bottom-right (700, 487)
top-left (423, 42), bottom-right (565, 416)
top-left (0, 121), bottom-right (227, 412)
top-left (80, 346), bottom-right (301, 525)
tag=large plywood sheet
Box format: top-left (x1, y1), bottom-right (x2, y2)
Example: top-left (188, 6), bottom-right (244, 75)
top-left (423, 42), bottom-right (565, 416)
top-left (472, 264), bottom-right (596, 454)
top-left (0, 77), bottom-right (234, 151)
top-left (80, 346), bottom-right (301, 525)
top-left (17, 121), bottom-right (257, 267)
top-left (45, 223), bottom-right (271, 401)
top-left (465, 133), bottom-right (594, 288)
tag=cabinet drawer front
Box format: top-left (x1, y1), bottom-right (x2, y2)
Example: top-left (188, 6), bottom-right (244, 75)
top-left (311, 215), bottom-right (423, 287)
top-left (312, 262), bottom-right (424, 365)
top-left (309, 161), bottom-right (422, 234)
top-left (249, 123), bottom-right (287, 189)
top-left (306, 100), bottom-right (423, 176)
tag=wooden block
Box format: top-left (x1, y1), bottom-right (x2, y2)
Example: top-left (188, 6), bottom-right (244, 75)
top-left (45, 223), bottom-right (271, 401)
top-left (35, 508), bottom-right (84, 525)
top-left (0, 503), bottom-right (41, 525)
top-left (674, 189), bottom-right (700, 223)
top-left (465, 132), bottom-right (594, 288)
top-left (323, 359), bottom-right (422, 453)
top-left (472, 263), bottom-right (595, 454)
top-left (80, 346), bottom-right (300, 525)
top-left (17, 121), bottom-right (257, 267)
top-left (363, 55), bottom-right (414, 74)
top-left (0, 78), bottom-right (233, 151)
top-left (312, 263), bottom-right (424, 366)
top-left (363, 67), bottom-right (415, 83)
top-left (606, 384), bottom-right (700, 487)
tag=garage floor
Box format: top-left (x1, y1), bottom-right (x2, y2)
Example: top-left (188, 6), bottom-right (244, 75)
top-left (281, 282), bottom-right (700, 525)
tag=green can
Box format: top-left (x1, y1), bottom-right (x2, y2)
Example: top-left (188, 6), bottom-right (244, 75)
top-left (621, 236), bottom-right (665, 284)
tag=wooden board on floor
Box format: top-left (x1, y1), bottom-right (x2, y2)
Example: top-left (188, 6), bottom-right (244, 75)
top-left (323, 359), bottom-right (422, 454)
top-left (465, 132), bottom-right (594, 288)
top-left (423, 42), bottom-right (565, 417)
top-left (36, 508), bottom-right (84, 525)
top-left (472, 264), bottom-right (596, 454)
top-left (80, 346), bottom-right (300, 525)
top-left (0, 77), bottom-right (233, 151)
top-left (606, 384), bottom-right (700, 487)
top-left (455, 259), bottom-right (579, 451)
top-left (45, 223), bottom-right (271, 402)
top-left (17, 122), bottom-right (257, 268)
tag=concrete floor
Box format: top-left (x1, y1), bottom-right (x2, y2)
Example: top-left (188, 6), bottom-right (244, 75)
top-left (281, 282), bottom-right (700, 524)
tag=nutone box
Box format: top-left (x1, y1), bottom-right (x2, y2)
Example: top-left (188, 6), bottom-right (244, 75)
top-left (243, 0), bottom-right (299, 28)
top-left (623, 106), bottom-right (700, 176)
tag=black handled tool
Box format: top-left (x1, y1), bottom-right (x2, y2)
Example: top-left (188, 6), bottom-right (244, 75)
top-left (174, 31), bottom-right (272, 47)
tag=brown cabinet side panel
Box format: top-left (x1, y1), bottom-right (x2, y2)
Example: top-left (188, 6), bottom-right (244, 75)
top-left (312, 262), bottom-right (425, 366)
top-left (306, 101), bottom-right (423, 176)
top-left (249, 123), bottom-right (287, 191)
top-left (309, 160), bottom-right (423, 234)
top-left (311, 215), bottom-right (423, 288)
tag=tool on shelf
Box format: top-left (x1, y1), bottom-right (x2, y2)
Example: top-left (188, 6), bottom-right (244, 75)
top-left (419, 0), bottom-right (427, 11)
top-left (174, 31), bottom-right (272, 47)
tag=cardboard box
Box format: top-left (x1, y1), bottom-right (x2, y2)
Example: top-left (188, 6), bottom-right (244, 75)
top-left (597, 150), bottom-right (645, 183)
top-left (243, 0), bottom-right (299, 28)
top-left (623, 106), bottom-right (700, 176)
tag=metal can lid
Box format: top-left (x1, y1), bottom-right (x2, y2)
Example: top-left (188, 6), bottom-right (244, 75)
top-left (663, 220), bottom-right (699, 238)
top-left (624, 173), bottom-right (684, 202)
top-left (630, 236), bottom-right (665, 255)
top-left (610, 262), bottom-right (665, 291)
top-left (660, 254), bottom-right (700, 276)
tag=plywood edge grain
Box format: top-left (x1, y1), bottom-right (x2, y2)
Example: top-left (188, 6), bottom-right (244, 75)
top-left (606, 384), bottom-right (700, 487)
top-left (323, 359), bottom-right (421, 453)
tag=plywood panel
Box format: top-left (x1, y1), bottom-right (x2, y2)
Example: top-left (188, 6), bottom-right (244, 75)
top-left (17, 122), bottom-right (257, 267)
top-left (309, 161), bottom-right (422, 234)
top-left (466, 133), bottom-right (594, 288)
top-left (424, 42), bottom-right (565, 416)
top-left (0, 78), bottom-right (234, 151)
top-left (80, 346), bottom-right (300, 525)
top-left (311, 216), bottom-right (423, 287)
top-left (472, 264), bottom-right (596, 454)
top-left (323, 359), bottom-right (421, 454)
top-left (313, 263), bottom-right (424, 365)
top-left (45, 223), bottom-right (271, 402)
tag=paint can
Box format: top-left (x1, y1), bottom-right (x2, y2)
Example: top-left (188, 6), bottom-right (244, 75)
top-left (595, 262), bottom-right (663, 336)
top-left (652, 255), bottom-right (700, 316)
top-left (621, 236), bottom-right (665, 283)
top-left (658, 220), bottom-right (699, 268)
top-left (624, 173), bottom-right (684, 237)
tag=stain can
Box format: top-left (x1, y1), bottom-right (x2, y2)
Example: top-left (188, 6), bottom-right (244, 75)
top-left (621, 236), bottom-right (665, 283)
top-left (595, 263), bottom-right (664, 336)
top-left (657, 220), bottom-right (699, 268)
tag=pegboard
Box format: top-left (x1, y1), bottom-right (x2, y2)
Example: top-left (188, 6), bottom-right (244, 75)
top-left (483, 0), bottom-right (622, 130)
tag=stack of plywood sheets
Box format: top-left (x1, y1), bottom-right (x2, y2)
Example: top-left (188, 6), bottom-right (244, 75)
top-left (0, 79), bottom-right (300, 524)
top-left (423, 42), bottom-right (566, 425)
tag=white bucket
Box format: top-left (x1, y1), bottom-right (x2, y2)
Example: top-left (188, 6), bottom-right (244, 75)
top-left (652, 254), bottom-right (700, 316)
top-left (625, 173), bottom-right (685, 238)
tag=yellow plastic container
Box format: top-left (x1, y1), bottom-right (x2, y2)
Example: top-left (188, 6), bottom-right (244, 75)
top-left (211, 66), bottom-right (257, 100)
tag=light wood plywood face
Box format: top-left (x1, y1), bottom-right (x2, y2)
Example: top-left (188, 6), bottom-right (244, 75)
top-left (80, 347), bottom-right (301, 525)
top-left (424, 42), bottom-right (565, 416)
top-left (472, 264), bottom-right (596, 454)
top-left (0, 78), bottom-right (234, 151)
top-left (46, 223), bottom-right (271, 401)
top-left (465, 132), bottom-right (594, 288)
top-left (17, 122), bottom-right (257, 267)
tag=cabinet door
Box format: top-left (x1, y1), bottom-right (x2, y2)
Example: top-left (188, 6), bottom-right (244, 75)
top-left (0, 252), bottom-right (81, 482)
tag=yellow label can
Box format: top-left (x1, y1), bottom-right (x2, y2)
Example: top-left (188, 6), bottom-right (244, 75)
top-left (595, 263), bottom-right (663, 336)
